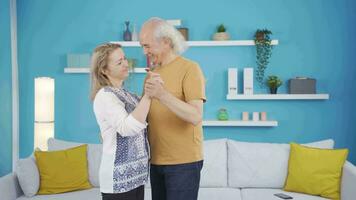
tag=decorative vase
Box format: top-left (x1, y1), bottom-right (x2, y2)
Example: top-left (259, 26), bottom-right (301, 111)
top-left (213, 32), bottom-right (230, 41)
top-left (131, 23), bottom-right (138, 41)
top-left (123, 21), bottom-right (132, 41)
top-left (218, 108), bottom-right (229, 121)
top-left (270, 87), bottom-right (278, 94)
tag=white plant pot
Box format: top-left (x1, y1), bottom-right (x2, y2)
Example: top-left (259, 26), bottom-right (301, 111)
top-left (213, 32), bottom-right (230, 41)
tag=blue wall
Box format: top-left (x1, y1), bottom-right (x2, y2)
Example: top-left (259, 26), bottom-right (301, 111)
top-left (0, 0), bottom-right (13, 177)
top-left (17, 0), bottom-right (356, 163)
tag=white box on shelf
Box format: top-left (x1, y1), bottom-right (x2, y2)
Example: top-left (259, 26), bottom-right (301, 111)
top-left (252, 112), bottom-right (259, 121)
top-left (228, 68), bottom-right (238, 95)
top-left (67, 53), bottom-right (90, 67)
top-left (243, 68), bottom-right (254, 95)
top-left (166, 19), bottom-right (181, 26)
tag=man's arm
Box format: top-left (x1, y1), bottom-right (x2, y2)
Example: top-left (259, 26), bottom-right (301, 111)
top-left (159, 91), bottom-right (203, 126)
top-left (144, 78), bottom-right (203, 125)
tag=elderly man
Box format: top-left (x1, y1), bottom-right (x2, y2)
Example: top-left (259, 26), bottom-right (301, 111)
top-left (140, 17), bottom-right (206, 200)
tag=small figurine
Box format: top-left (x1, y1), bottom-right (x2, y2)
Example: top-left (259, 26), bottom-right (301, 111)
top-left (218, 108), bottom-right (229, 121)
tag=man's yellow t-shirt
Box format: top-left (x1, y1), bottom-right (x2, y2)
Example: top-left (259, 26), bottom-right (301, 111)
top-left (147, 56), bottom-right (206, 165)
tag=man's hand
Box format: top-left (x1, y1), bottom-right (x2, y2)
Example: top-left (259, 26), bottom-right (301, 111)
top-left (145, 72), bottom-right (165, 99)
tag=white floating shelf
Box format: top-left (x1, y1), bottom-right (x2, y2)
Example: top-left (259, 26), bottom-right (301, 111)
top-left (226, 94), bottom-right (330, 100)
top-left (188, 40), bottom-right (279, 46)
top-left (110, 40), bottom-right (279, 47)
top-left (203, 120), bottom-right (278, 127)
top-left (64, 67), bottom-right (147, 73)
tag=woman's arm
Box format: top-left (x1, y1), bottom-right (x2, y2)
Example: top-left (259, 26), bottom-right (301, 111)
top-left (93, 91), bottom-right (150, 137)
top-left (131, 94), bottom-right (151, 124)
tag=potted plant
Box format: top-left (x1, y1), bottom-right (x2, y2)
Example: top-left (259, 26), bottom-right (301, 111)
top-left (266, 75), bottom-right (282, 94)
top-left (213, 24), bottom-right (230, 41)
top-left (254, 29), bottom-right (273, 87)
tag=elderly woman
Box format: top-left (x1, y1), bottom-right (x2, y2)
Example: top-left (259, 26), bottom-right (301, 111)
top-left (91, 43), bottom-right (161, 200)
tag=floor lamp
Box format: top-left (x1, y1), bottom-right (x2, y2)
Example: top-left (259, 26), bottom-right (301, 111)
top-left (34, 77), bottom-right (54, 150)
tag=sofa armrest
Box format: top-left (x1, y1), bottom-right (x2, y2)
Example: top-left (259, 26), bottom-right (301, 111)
top-left (341, 161), bottom-right (356, 200)
top-left (0, 173), bottom-right (23, 200)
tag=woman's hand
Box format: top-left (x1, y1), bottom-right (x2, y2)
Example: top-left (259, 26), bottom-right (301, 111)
top-left (145, 72), bottom-right (165, 98)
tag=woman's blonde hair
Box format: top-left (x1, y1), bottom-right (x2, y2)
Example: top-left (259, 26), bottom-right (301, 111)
top-left (90, 43), bottom-right (122, 100)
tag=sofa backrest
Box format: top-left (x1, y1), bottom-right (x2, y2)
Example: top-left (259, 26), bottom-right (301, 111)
top-left (48, 138), bottom-right (230, 188)
top-left (200, 139), bottom-right (228, 187)
top-left (47, 138), bottom-right (102, 187)
top-left (227, 139), bottom-right (334, 189)
top-left (46, 138), bottom-right (335, 190)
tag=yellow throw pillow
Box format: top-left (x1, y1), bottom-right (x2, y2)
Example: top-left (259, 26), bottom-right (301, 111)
top-left (35, 144), bottom-right (92, 194)
top-left (284, 143), bottom-right (348, 200)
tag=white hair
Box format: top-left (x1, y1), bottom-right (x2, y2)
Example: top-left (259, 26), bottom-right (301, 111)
top-left (144, 17), bottom-right (188, 55)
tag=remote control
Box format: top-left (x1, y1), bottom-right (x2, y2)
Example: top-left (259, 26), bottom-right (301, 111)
top-left (274, 193), bottom-right (293, 199)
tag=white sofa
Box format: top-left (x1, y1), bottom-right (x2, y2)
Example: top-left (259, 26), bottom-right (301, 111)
top-left (1, 138), bottom-right (355, 200)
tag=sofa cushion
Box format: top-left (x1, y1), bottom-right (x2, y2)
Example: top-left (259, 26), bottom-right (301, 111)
top-left (341, 161), bottom-right (356, 200)
top-left (284, 143), bottom-right (348, 200)
top-left (16, 156), bottom-right (39, 197)
top-left (35, 145), bottom-right (92, 194)
top-left (241, 188), bottom-right (329, 200)
top-left (16, 188), bottom-right (101, 200)
top-left (200, 139), bottom-right (228, 187)
top-left (144, 188), bottom-right (242, 200)
top-left (198, 188), bottom-right (242, 200)
top-left (47, 138), bottom-right (102, 187)
top-left (227, 139), bottom-right (334, 188)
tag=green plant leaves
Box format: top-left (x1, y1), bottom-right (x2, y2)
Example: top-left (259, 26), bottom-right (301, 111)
top-left (217, 24), bottom-right (226, 33)
top-left (254, 29), bottom-right (273, 87)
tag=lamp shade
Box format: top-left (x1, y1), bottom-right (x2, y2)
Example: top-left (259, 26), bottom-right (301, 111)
top-left (34, 77), bottom-right (54, 150)
top-left (35, 77), bottom-right (54, 122)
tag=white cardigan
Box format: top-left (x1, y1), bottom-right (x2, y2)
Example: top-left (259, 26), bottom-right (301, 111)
top-left (93, 87), bottom-right (149, 193)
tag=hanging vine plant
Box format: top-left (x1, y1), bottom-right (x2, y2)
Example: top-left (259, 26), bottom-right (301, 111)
top-left (254, 29), bottom-right (273, 87)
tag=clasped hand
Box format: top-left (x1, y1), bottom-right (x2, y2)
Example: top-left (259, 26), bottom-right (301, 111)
top-left (144, 72), bottom-right (165, 99)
